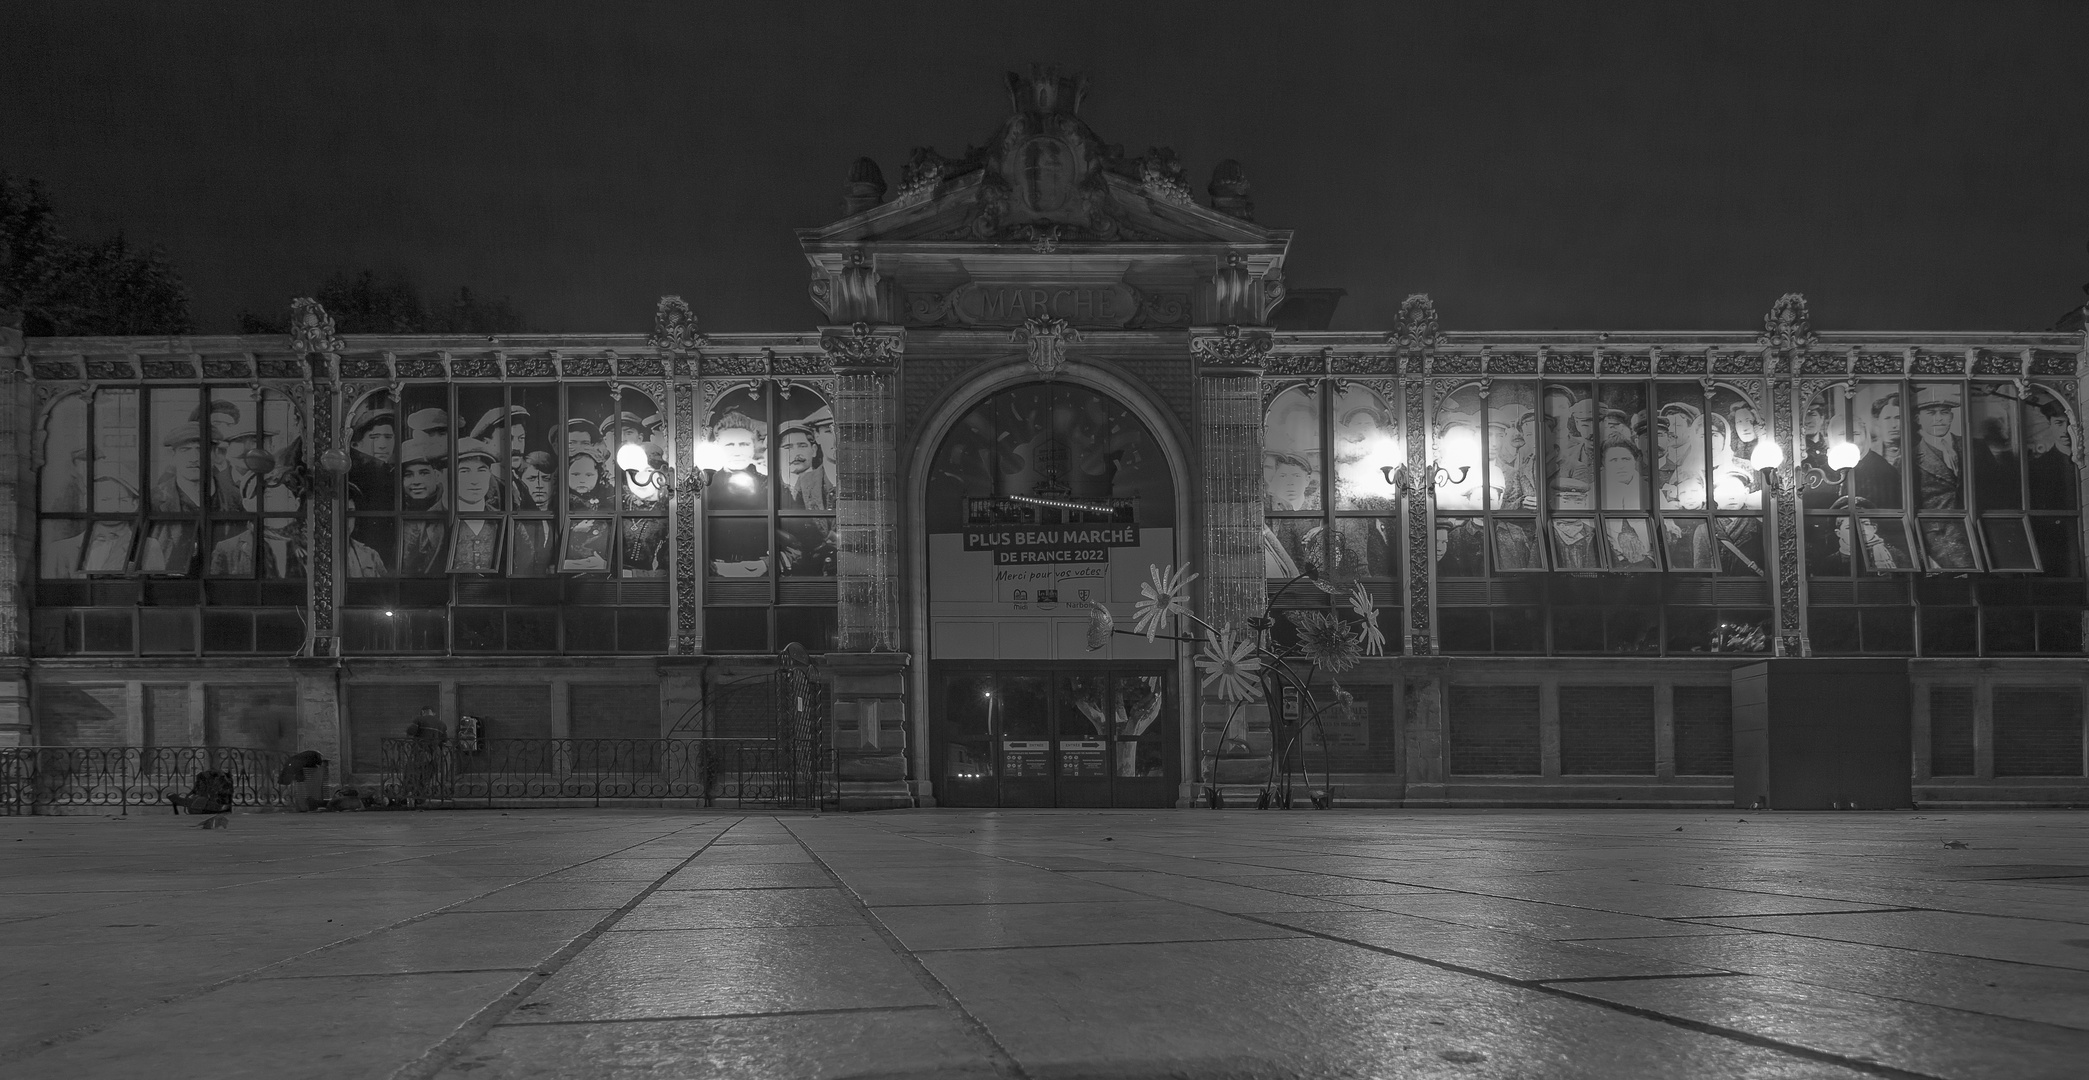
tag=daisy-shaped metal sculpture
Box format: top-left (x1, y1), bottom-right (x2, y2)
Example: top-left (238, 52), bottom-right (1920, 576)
top-left (1348, 582), bottom-right (1386, 657)
top-left (1133, 563), bottom-right (1199, 641)
top-left (1084, 601), bottom-right (1115, 652)
top-left (1196, 626), bottom-right (1263, 702)
top-left (1287, 610), bottom-right (1361, 674)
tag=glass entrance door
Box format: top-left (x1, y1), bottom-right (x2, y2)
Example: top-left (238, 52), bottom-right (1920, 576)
top-left (931, 664), bottom-right (1175, 808)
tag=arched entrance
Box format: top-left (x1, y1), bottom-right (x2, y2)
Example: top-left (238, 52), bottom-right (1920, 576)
top-left (914, 378), bottom-right (1186, 807)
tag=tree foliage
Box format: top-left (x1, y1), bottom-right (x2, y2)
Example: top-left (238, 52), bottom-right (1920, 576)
top-left (0, 173), bottom-right (194, 336)
top-left (239, 270), bottom-right (529, 336)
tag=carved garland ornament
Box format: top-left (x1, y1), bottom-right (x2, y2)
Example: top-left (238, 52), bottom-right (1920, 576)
top-left (1189, 325), bottom-right (1272, 369)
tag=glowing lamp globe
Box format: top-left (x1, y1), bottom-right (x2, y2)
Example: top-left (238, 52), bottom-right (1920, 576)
top-left (1827, 441), bottom-right (1862, 471)
top-left (615, 442), bottom-right (650, 473)
top-left (690, 440), bottom-right (728, 471)
top-left (1748, 439), bottom-right (1784, 471)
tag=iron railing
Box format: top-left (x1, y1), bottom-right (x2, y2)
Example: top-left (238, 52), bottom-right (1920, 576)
top-left (379, 737), bottom-right (831, 809)
top-left (0, 746), bottom-right (296, 816)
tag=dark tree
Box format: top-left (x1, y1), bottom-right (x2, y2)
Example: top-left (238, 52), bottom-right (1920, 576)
top-left (0, 174), bottom-right (194, 336)
top-left (239, 272), bottom-right (529, 335)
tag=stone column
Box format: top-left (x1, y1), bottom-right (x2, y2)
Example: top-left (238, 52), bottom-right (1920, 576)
top-left (820, 324), bottom-right (911, 810)
top-left (1189, 326), bottom-right (1269, 631)
top-left (1189, 327), bottom-right (1269, 799)
top-left (0, 328), bottom-right (30, 746)
top-left (291, 658), bottom-right (342, 787)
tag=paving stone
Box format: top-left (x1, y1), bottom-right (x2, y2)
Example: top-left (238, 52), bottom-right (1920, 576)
top-left (1557, 974), bottom-right (2089, 1080)
top-left (875, 899), bottom-right (1302, 952)
top-left (616, 888), bottom-right (861, 931)
top-left (510, 926), bottom-right (937, 1022)
top-left (438, 1009), bottom-right (999, 1080)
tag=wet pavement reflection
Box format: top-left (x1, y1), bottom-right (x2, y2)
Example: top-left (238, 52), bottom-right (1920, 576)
top-left (2, 808), bottom-right (2084, 1078)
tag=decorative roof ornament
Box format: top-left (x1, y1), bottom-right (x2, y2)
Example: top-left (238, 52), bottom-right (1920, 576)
top-left (1757, 293), bottom-right (1818, 359)
top-left (1392, 294), bottom-right (1440, 354)
top-left (820, 321), bottom-right (901, 369)
top-left (1137, 146), bottom-right (1194, 207)
top-left (649, 295), bottom-right (706, 353)
top-left (289, 297), bottom-right (344, 357)
top-left (1012, 316), bottom-right (1079, 379)
top-left (1207, 160), bottom-right (1253, 221)
top-left (1190, 324), bottom-right (1274, 369)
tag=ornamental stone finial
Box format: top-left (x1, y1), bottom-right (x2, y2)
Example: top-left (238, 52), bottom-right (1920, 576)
top-left (649, 295), bottom-right (705, 352)
top-left (1757, 293), bottom-right (1817, 359)
top-left (289, 297), bottom-right (344, 357)
top-left (1012, 316), bottom-right (1079, 379)
top-left (1392, 294), bottom-right (1440, 353)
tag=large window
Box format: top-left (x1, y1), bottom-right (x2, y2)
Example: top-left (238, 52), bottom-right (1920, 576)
top-left (1804, 380), bottom-right (2083, 655)
top-left (1430, 380), bottom-right (1771, 655)
top-left (35, 386), bottom-right (307, 655)
top-left (1261, 380), bottom-right (1403, 651)
top-left (337, 382), bottom-right (669, 654)
top-left (700, 380), bottom-right (837, 653)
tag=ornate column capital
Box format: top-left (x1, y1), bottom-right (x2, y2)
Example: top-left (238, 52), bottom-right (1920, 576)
top-left (820, 323), bottom-right (904, 375)
top-left (1189, 325), bottom-right (1272, 377)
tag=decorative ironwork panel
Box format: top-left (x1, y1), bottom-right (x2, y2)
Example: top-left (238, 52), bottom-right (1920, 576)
top-left (506, 355), bottom-right (555, 378)
top-left (1403, 376), bottom-right (1431, 655)
top-left (1606, 351), bottom-right (1651, 375)
top-left (340, 356), bottom-right (390, 379)
top-left (450, 355), bottom-right (501, 378)
top-left (31, 362), bottom-right (77, 380)
top-left (256, 356), bottom-right (304, 379)
top-left (83, 359), bottom-right (136, 380)
top-left (140, 358), bottom-right (195, 380)
top-left (1542, 351), bottom-right (1592, 375)
top-left (1769, 376), bottom-right (1803, 657)
top-left (201, 357), bottom-right (252, 380)
top-left (310, 378), bottom-right (336, 642)
top-left (396, 357), bottom-right (446, 379)
top-left (560, 355), bottom-right (612, 378)
top-left (1329, 352), bottom-right (1397, 375)
top-left (1488, 352), bottom-right (1538, 375)
top-left (2031, 351), bottom-right (2076, 376)
top-left (673, 379), bottom-right (698, 653)
top-left (619, 355), bottom-right (666, 378)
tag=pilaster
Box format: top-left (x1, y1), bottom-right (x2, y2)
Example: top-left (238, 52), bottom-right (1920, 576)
top-left (0, 335), bottom-right (28, 744)
top-left (823, 324), bottom-right (904, 652)
top-left (1189, 326), bottom-right (1268, 632)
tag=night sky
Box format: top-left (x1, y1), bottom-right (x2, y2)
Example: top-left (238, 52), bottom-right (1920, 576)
top-left (6, 2), bottom-right (2086, 335)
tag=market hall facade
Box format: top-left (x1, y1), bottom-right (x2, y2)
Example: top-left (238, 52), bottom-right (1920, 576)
top-left (5, 70), bottom-right (2086, 811)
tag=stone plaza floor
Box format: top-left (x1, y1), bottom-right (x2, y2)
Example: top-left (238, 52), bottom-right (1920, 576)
top-left (1, 807), bottom-right (2085, 1079)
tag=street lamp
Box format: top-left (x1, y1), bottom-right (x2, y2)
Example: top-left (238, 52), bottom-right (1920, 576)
top-left (1753, 438), bottom-right (1861, 492)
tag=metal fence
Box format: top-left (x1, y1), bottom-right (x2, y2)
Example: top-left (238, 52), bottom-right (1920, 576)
top-left (379, 736), bottom-right (832, 809)
top-left (0, 746), bottom-right (296, 816)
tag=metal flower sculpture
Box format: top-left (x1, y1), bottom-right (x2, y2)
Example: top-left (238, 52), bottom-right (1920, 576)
top-left (1091, 559), bottom-right (1383, 812)
top-left (1195, 626), bottom-right (1263, 702)
top-left (1286, 610), bottom-right (1360, 675)
top-left (1132, 563), bottom-right (1198, 641)
top-left (1347, 582), bottom-right (1386, 657)
top-left (1083, 602), bottom-right (1115, 652)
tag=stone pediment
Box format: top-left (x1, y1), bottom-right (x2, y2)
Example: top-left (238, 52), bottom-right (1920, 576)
top-left (800, 67), bottom-right (1292, 328)
top-left (803, 169), bottom-right (1282, 249)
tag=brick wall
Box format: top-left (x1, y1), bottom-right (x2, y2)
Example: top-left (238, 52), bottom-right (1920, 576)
top-left (1928, 685), bottom-right (1976, 777)
top-left (459, 684), bottom-right (553, 741)
top-left (143, 685), bottom-right (191, 747)
top-left (36, 684), bottom-right (125, 744)
top-left (1673, 685), bottom-right (1733, 776)
top-left (204, 685), bottom-right (297, 754)
top-left (1559, 685), bottom-right (1654, 775)
top-left (1448, 684), bottom-right (1539, 775)
top-left (1994, 687), bottom-right (2084, 777)
top-left (347, 683), bottom-right (438, 772)
top-left (571, 684), bottom-right (661, 741)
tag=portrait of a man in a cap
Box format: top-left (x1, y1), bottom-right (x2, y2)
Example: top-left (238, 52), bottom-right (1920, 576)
top-left (1914, 386), bottom-right (1964, 510)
